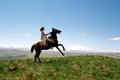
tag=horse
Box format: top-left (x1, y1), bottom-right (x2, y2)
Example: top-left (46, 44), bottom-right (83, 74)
top-left (31, 28), bottom-right (65, 62)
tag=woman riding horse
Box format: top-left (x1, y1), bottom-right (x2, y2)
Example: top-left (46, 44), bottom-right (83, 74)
top-left (31, 28), bottom-right (65, 62)
top-left (40, 26), bottom-right (52, 47)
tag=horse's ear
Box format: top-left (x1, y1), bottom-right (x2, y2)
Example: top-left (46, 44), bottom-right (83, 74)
top-left (52, 28), bottom-right (55, 31)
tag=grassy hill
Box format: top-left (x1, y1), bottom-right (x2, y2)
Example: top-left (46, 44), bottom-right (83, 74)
top-left (0, 55), bottom-right (120, 80)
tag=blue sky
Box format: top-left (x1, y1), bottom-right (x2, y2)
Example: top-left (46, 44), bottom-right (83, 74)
top-left (0, 0), bottom-right (120, 52)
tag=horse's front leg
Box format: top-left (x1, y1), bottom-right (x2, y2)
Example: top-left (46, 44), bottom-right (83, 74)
top-left (55, 46), bottom-right (64, 56)
top-left (57, 44), bottom-right (65, 51)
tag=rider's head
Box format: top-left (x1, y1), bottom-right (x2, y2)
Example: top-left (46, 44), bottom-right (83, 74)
top-left (40, 26), bottom-right (45, 31)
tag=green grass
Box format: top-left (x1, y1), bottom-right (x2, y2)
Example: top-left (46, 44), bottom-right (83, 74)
top-left (0, 55), bottom-right (120, 80)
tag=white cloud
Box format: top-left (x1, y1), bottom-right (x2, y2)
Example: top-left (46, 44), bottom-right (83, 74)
top-left (82, 33), bottom-right (86, 36)
top-left (26, 34), bottom-right (31, 37)
top-left (66, 45), bottom-right (89, 51)
top-left (108, 37), bottom-right (120, 41)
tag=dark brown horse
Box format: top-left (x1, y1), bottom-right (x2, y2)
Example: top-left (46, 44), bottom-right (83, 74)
top-left (31, 28), bottom-right (65, 62)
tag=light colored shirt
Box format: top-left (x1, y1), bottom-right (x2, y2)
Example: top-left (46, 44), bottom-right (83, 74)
top-left (41, 30), bottom-right (47, 40)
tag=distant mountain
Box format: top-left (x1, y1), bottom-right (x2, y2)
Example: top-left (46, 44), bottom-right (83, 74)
top-left (0, 47), bottom-right (30, 51)
top-left (0, 47), bottom-right (120, 60)
top-left (0, 47), bottom-right (31, 60)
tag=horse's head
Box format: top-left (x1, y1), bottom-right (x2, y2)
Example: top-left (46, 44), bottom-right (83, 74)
top-left (50, 28), bottom-right (62, 39)
top-left (52, 28), bottom-right (62, 34)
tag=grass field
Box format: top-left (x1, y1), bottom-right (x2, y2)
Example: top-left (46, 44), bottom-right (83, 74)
top-left (0, 55), bottom-right (120, 80)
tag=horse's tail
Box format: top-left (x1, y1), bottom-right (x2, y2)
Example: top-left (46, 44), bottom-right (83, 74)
top-left (31, 44), bottom-right (35, 53)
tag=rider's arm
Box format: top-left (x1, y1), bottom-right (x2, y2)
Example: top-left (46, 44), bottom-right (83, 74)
top-left (42, 31), bottom-right (49, 36)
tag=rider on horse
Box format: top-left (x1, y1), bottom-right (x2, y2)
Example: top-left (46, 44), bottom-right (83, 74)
top-left (40, 26), bottom-right (53, 48)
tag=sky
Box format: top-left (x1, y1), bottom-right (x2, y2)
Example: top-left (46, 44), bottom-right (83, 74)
top-left (0, 0), bottom-right (120, 52)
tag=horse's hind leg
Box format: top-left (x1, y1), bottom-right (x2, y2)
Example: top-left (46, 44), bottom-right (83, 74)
top-left (37, 56), bottom-right (41, 62)
top-left (37, 50), bottom-right (42, 62)
top-left (34, 54), bottom-right (37, 63)
top-left (34, 50), bottom-right (40, 63)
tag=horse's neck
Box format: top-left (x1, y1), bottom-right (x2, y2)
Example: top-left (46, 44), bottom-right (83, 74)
top-left (51, 33), bottom-right (57, 38)
top-left (51, 33), bottom-right (58, 42)
top-left (52, 36), bottom-right (57, 40)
